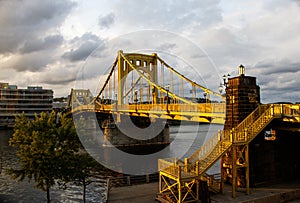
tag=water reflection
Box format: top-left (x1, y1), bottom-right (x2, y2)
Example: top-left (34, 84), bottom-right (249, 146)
top-left (0, 124), bottom-right (221, 202)
top-left (0, 130), bottom-right (106, 203)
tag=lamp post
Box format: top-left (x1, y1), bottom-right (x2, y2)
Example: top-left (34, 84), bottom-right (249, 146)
top-left (203, 92), bottom-right (207, 113)
top-left (134, 89), bottom-right (138, 111)
top-left (230, 89), bottom-right (235, 129)
top-left (220, 73), bottom-right (235, 129)
top-left (218, 82), bottom-right (224, 95)
top-left (165, 84), bottom-right (170, 113)
top-left (115, 93), bottom-right (118, 111)
top-left (151, 86), bottom-right (155, 104)
top-left (223, 74), bottom-right (230, 88)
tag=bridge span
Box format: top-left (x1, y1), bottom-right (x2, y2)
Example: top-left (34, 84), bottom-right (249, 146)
top-left (69, 50), bottom-right (225, 124)
top-left (67, 51), bottom-right (300, 203)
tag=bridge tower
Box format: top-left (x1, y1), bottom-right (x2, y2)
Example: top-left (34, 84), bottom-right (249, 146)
top-left (224, 64), bottom-right (260, 129)
top-left (117, 50), bottom-right (159, 105)
top-left (221, 65), bottom-right (260, 197)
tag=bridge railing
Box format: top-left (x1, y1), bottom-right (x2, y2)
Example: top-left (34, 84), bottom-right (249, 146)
top-left (158, 158), bottom-right (181, 177)
top-left (231, 104), bottom-right (270, 143)
top-left (92, 103), bottom-right (225, 114)
top-left (188, 129), bottom-right (232, 164)
top-left (158, 158), bottom-right (200, 179)
top-left (232, 104), bottom-right (300, 143)
top-left (188, 131), bottom-right (221, 163)
top-left (273, 104), bottom-right (300, 116)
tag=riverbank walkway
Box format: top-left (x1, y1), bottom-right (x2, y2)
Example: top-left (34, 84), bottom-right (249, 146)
top-left (107, 181), bottom-right (300, 203)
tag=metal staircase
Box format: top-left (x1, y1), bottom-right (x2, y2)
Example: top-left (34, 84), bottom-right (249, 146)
top-left (158, 104), bottom-right (298, 203)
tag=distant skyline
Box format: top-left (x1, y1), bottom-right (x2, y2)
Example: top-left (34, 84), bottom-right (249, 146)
top-left (1, 0), bottom-right (300, 103)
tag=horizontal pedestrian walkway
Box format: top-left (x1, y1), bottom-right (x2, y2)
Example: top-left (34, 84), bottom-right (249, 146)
top-left (107, 181), bottom-right (300, 203)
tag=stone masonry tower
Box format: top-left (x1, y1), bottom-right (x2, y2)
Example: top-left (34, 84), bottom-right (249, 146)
top-left (221, 65), bottom-right (261, 197)
top-left (224, 65), bottom-right (260, 130)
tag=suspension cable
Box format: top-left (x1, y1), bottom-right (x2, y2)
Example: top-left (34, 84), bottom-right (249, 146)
top-left (156, 56), bottom-right (224, 99)
top-left (95, 57), bottom-right (118, 101)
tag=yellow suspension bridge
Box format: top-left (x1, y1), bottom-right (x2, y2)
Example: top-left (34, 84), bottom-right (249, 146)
top-left (69, 50), bottom-right (225, 124)
top-left (68, 51), bottom-right (300, 203)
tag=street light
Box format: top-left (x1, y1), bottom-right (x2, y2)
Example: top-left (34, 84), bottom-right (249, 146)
top-left (134, 89), bottom-right (138, 111)
top-left (222, 74), bottom-right (230, 88)
top-left (203, 92), bottom-right (207, 113)
top-left (151, 85), bottom-right (155, 104)
top-left (219, 74), bottom-right (230, 95)
top-left (219, 82), bottom-right (224, 94)
top-left (203, 92), bottom-right (207, 102)
top-left (115, 93), bottom-right (118, 111)
top-left (220, 73), bottom-right (234, 128)
top-left (165, 84), bottom-right (170, 113)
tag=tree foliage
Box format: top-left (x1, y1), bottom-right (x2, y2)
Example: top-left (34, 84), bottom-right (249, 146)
top-left (70, 152), bottom-right (100, 203)
top-left (7, 111), bottom-right (80, 203)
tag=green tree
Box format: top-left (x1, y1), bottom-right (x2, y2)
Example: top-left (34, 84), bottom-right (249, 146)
top-left (7, 111), bottom-right (80, 203)
top-left (69, 152), bottom-right (99, 203)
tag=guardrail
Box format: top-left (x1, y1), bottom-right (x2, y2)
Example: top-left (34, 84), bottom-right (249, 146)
top-left (74, 103), bottom-right (226, 114)
top-left (232, 104), bottom-right (300, 143)
top-left (105, 173), bottom-right (159, 202)
top-left (202, 173), bottom-right (221, 193)
top-left (158, 158), bottom-right (200, 179)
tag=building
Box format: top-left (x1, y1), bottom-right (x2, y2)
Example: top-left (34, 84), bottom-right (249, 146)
top-left (0, 82), bottom-right (53, 127)
top-left (53, 97), bottom-right (68, 112)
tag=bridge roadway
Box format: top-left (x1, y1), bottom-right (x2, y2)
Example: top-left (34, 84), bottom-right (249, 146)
top-left (71, 102), bottom-right (226, 124)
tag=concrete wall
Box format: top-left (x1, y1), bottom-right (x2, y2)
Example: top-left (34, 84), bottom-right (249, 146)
top-left (249, 120), bottom-right (300, 186)
top-left (103, 116), bottom-right (170, 148)
top-left (241, 189), bottom-right (300, 203)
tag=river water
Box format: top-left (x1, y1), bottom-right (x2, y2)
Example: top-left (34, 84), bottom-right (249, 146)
top-left (0, 123), bottom-right (222, 202)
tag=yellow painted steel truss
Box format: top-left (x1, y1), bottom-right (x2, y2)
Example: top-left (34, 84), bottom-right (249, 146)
top-left (158, 104), bottom-right (300, 202)
top-left (69, 51), bottom-right (226, 123)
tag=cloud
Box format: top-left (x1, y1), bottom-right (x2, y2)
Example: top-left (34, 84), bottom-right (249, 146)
top-left (63, 42), bottom-right (99, 62)
top-left (62, 33), bottom-right (106, 62)
top-left (253, 59), bottom-right (300, 75)
top-left (0, 0), bottom-right (76, 74)
top-left (0, 0), bottom-right (76, 54)
top-left (3, 52), bottom-right (55, 72)
top-left (19, 35), bottom-right (64, 54)
top-left (39, 63), bottom-right (78, 85)
top-left (113, 0), bottom-right (222, 31)
top-left (1, 0), bottom-right (300, 102)
top-left (98, 12), bottom-right (115, 29)
top-left (156, 43), bottom-right (177, 52)
top-left (247, 58), bottom-right (300, 103)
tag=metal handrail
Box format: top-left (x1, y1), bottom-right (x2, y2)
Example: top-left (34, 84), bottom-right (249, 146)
top-left (188, 131), bottom-right (221, 163)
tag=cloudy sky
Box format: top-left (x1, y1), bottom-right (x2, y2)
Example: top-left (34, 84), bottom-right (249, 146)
top-left (0, 0), bottom-right (300, 103)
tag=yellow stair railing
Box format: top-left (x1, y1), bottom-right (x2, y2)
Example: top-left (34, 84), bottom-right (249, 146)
top-left (158, 104), bottom-right (300, 202)
top-left (187, 104), bottom-right (280, 175)
top-left (159, 105), bottom-right (273, 180)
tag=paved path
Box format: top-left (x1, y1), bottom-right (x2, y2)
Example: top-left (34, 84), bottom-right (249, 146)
top-left (108, 181), bottom-right (300, 203)
top-left (108, 182), bottom-right (158, 203)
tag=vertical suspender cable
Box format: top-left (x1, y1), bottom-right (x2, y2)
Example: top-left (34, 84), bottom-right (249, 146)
top-left (192, 85), bottom-right (196, 98)
top-left (170, 70), bottom-right (174, 103)
top-left (161, 62), bottom-right (164, 88)
top-left (140, 77), bottom-right (143, 103)
top-left (109, 73), bottom-right (112, 99)
top-left (131, 65), bottom-right (134, 103)
top-left (180, 78), bottom-right (184, 99)
top-left (113, 68), bottom-right (116, 101)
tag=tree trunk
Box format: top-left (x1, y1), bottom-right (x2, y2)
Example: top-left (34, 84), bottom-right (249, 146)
top-left (83, 178), bottom-right (86, 203)
top-left (47, 186), bottom-right (50, 203)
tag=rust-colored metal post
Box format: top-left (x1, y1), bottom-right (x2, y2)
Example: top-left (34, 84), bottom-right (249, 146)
top-left (232, 146), bottom-right (237, 198)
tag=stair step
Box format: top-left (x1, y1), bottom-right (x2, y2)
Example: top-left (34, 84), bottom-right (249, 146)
top-left (180, 105), bottom-right (276, 176)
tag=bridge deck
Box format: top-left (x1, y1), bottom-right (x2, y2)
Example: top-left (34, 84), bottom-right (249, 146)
top-left (72, 103), bottom-right (226, 124)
